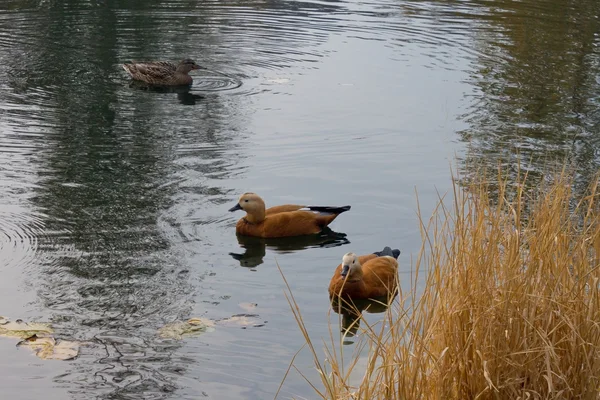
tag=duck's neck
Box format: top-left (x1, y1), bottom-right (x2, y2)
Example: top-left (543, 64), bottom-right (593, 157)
top-left (176, 65), bottom-right (192, 74)
top-left (345, 264), bottom-right (364, 282)
top-left (245, 209), bottom-right (265, 224)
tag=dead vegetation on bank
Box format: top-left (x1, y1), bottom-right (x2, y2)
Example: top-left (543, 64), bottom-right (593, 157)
top-left (281, 166), bottom-right (600, 400)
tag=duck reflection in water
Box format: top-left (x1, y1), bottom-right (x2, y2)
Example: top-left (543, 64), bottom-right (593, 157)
top-left (229, 227), bottom-right (350, 268)
top-left (330, 295), bottom-right (393, 339)
top-left (127, 80), bottom-right (205, 105)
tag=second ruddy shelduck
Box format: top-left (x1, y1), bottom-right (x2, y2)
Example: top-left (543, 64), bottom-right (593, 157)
top-left (328, 246), bottom-right (400, 301)
top-left (228, 192), bottom-right (351, 238)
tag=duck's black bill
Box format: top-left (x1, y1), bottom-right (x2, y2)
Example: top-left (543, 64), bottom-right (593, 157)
top-left (229, 203), bottom-right (243, 212)
top-left (341, 265), bottom-right (350, 276)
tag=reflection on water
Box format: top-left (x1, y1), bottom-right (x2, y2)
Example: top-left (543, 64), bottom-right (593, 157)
top-left (0, 0), bottom-right (599, 398)
top-left (127, 80), bottom-right (207, 105)
top-left (230, 228), bottom-right (350, 268)
top-left (330, 296), bottom-right (393, 342)
top-left (455, 0), bottom-right (600, 189)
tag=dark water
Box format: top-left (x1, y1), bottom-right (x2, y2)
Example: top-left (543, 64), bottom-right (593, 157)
top-left (0, 0), bottom-right (599, 399)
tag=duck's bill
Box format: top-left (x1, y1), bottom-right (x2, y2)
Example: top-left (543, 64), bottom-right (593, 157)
top-left (229, 203), bottom-right (243, 212)
top-left (341, 265), bottom-right (350, 276)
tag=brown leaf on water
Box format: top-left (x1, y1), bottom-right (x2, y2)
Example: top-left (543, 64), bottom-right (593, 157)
top-left (17, 334), bottom-right (79, 360)
top-left (238, 302), bottom-right (258, 312)
top-left (217, 314), bottom-right (266, 328)
top-left (0, 318), bottom-right (53, 339)
top-left (158, 318), bottom-right (215, 340)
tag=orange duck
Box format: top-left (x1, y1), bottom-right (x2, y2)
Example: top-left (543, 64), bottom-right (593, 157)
top-left (328, 246), bottom-right (400, 301)
top-left (228, 193), bottom-right (351, 238)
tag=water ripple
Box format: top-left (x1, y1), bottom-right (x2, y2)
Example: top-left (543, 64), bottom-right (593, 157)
top-left (192, 70), bottom-right (243, 92)
top-left (0, 206), bottom-right (45, 269)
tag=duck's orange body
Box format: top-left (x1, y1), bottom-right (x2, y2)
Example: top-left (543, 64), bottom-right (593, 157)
top-left (229, 193), bottom-right (350, 238)
top-left (329, 247), bottom-right (400, 301)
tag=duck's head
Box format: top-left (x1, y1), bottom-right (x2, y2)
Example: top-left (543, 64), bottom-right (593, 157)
top-left (341, 252), bottom-right (359, 277)
top-left (229, 193), bottom-right (266, 215)
top-left (177, 59), bottom-right (203, 73)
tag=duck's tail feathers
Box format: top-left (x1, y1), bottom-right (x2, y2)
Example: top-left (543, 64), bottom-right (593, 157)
top-left (373, 246), bottom-right (401, 259)
top-left (305, 205), bottom-right (351, 215)
top-left (122, 64), bottom-right (135, 75)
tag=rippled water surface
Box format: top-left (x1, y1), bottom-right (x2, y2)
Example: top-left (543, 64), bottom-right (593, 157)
top-left (1, 0), bottom-right (599, 399)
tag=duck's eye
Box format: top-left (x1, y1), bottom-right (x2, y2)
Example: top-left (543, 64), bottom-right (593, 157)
top-left (244, 199), bottom-right (249, 202)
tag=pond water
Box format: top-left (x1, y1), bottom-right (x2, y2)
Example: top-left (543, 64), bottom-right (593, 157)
top-left (0, 0), bottom-right (599, 399)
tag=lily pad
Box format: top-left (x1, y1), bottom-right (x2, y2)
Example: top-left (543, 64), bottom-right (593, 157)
top-left (158, 318), bottom-right (215, 340)
top-left (17, 334), bottom-right (79, 360)
top-left (0, 318), bottom-right (53, 339)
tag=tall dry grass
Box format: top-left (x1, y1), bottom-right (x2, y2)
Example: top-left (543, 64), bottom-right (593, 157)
top-left (280, 166), bottom-right (600, 399)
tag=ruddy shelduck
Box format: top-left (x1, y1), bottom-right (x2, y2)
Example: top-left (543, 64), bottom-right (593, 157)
top-left (328, 246), bottom-right (400, 301)
top-left (228, 193), bottom-right (351, 238)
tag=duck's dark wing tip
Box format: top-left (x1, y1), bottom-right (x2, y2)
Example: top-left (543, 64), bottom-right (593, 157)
top-left (373, 246), bottom-right (401, 259)
top-left (306, 205), bottom-right (351, 215)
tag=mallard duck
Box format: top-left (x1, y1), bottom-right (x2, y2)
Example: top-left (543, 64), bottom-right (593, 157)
top-left (122, 59), bottom-right (203, 86)
top-left (228, 192), bottom-right (351, 238)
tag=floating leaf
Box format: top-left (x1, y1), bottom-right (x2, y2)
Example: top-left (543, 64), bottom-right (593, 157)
top-left (265, 78), bottom-right (289, 84)
top-left (238, 302), bottom-right (258, 312)
top-left (0, 318), bottom-right (53, 339)
top-left (17, 334), bottom-right (79, 360)
top-left (158, 318), bottom-right (215, 340)
top-left (217, 314), bottom-right (266, 328)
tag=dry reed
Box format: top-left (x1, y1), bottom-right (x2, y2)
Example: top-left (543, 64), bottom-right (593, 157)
top-left (280, 166), bottom-right (600, 400)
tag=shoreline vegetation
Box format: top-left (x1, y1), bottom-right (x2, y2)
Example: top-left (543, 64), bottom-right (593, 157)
top-left (280, 165), bottom-right (600, 399)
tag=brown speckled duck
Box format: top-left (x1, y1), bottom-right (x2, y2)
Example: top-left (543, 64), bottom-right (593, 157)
top-left (122, 59), bottom-right (203, 86)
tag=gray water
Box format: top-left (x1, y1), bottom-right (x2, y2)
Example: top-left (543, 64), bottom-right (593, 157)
top-left (1, 0), bottom-right (599, 399)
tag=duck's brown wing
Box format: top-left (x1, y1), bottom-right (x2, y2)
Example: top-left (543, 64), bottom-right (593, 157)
top-left (122, 62), bottom-right (177, 84)
top-left (260, 211), bottom-right (323, 237)
top-left (265, 204), bottom-right (306, 215)
top-left (265, 204), bottom-right (350, 220)
top-left (362, 257), bottom-right (399, 298)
